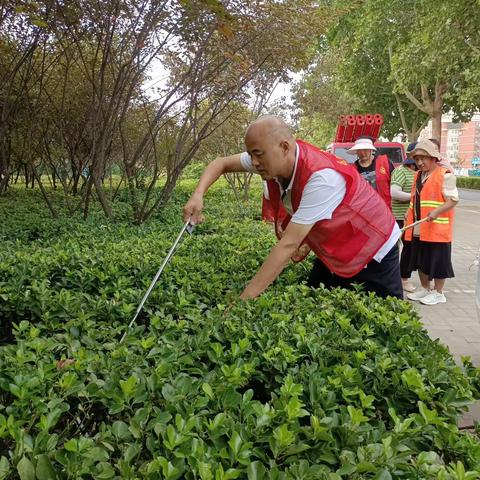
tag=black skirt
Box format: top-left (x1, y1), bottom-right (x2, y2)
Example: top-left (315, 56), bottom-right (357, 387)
top-left (408, 238), bottom-right (454, 280)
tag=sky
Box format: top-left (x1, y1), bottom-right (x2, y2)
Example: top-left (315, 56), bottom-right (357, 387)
top-left (142, 58), bottom-right (297, 110)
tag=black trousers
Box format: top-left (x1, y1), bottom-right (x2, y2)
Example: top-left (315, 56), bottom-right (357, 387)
top-left (307, 245), bottom-right (403, 299)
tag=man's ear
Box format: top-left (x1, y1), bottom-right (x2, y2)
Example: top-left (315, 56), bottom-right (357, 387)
top-left (280, 139), bottom-right (292, 155)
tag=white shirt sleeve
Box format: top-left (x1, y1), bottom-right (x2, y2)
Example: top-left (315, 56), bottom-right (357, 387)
top-left (290, 169), bottom-right (346, 224)
top-left (239, 152), bottom-right (257, 173)
top-left (443, 173), bottom-right (459, 201)
top-left (390, 184), bottom-right (411, 202)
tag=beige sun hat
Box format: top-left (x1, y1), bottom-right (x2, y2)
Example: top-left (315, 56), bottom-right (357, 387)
top-left (347, 137), bottom-right (376, 153)
top-left (411, 139), bottom-right (441, 160)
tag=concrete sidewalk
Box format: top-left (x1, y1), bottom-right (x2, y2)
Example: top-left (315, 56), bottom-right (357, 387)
top-left (406, 196), bottom-right (480, 426)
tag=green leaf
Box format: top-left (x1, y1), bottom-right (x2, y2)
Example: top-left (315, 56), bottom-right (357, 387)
top-left (198, 462), bottom-right (213, 480)
top-left (112, 420), bottom-right (131, 440)
top-left (17, 457), bottom-right (35, 480)
top-left (124, 444), bottom-right (141, 464)
top-left (273, 424), bottom-right (295, 447)
top-left (31, 18), bottom-right (48, 28)
top-left (347, 405), bottom-right (368, 425)
top-left (0, 457), bottom-right (11, 480)
top-left (337, 464), bottom-right (356, 476)
top-left (35, 455), bottom-right (56, 480)
top-left (202, 382), bottom-right (214, 398)
top-left (95, 462), bottom-right (116, 479)
top-left (120, 375), bottom-right (138, 399)
top-left (373, 469), bottom-right (392, 480)
top-left (246, 461), bottom-right (265, 480)
top-left (40, 408), bottom-right (64, 432)
top-left (63, 439), bottom-right (77, 452)
top-left (228, 431), bottom-right (242, 456)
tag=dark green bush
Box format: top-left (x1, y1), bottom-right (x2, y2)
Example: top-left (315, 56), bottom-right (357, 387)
top-left (457, 176), bottom-right (480, 190)
top-left (1, 183), bottom-right (479, 479)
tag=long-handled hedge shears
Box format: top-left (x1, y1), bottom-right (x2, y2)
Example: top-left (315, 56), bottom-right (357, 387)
top-left (120, 219), bottom-right (195, 343)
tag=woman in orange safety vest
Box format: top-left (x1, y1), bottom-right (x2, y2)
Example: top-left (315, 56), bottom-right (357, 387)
top-left (404, 139), bottom-right (459, 306)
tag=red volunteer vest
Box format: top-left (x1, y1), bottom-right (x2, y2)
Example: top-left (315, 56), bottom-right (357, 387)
top-left (265, 140), bottom-right (395, 278)
top-left (375, 155), bottom-right (392, 207)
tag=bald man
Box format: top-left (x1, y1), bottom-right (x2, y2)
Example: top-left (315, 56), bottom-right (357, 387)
top-left (183, 116), bottom-right (402, 299)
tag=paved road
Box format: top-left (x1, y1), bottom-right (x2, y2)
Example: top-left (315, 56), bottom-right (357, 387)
top-left (459, 187), bottom-right (480, 203)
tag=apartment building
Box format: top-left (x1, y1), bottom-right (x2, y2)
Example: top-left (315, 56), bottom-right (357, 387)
top-left (419, 113), bottom-right (480, 168)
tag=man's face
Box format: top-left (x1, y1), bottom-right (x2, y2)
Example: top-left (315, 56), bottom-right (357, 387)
top-left (356, 149), bottom-right (374, 163)
top-left (245, 132), bottom-right (288, 180)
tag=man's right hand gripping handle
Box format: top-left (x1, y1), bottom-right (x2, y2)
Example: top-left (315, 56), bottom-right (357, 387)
top-left (182, 154), bottom-right (245, 225)
top-left (183, 191), bottom-right (204, 225)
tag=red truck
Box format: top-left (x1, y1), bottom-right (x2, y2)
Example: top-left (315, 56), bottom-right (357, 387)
top-left (328, 113), bottom-right (406, 166)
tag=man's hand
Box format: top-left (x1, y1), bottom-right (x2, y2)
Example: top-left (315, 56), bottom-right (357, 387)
top-left (240, 221), bottom-right (314, 299)
top-left (183, 192), bottom-right (204, 225)
top-left (291, 243), bottom-right (311, 262)
top-left (182, 154), bottom-right (247, 225)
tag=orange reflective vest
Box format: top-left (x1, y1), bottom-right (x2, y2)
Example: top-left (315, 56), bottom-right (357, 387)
top-left (405, 167), bottom-right (454, 242)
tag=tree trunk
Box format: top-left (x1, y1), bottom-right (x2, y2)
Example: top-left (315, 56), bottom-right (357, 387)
top-left (402, 81), bottom-right (447, 148)
top-left (0, 172), bottom-right (9, 195)
top-left (33, 168), bottom-right (57, 217)
top-left (92, 172), bottom-right (113, 218)
top-left (126, 172), bottom-right (140, 222)
top-left (83, 176), bottom-right (94, 220)
top-left (241, 173), bottom-right (253, 201)
top-left (430, 110), bottom-right (442, 144)
top-left (72, 170), bottom-right (81, 195)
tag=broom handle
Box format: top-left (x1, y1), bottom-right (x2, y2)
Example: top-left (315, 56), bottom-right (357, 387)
top-left (400, 217), bottom-right (429, 232)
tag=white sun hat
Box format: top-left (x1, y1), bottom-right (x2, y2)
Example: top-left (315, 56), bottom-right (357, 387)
top-left (347, 137), bottom-right (377, 153)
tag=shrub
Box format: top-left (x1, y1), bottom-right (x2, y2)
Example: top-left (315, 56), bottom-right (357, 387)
top-left (456, 176), bottom-right (480, 190)
top-left (0, 183), bottom-right (479, 479)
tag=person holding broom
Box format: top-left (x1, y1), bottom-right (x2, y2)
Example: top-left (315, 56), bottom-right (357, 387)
top-left (405, 139), bottom-right (459, 305)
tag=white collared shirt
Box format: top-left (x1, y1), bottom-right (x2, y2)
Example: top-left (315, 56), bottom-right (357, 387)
top-left (240, 143), bottom-right (399, 262)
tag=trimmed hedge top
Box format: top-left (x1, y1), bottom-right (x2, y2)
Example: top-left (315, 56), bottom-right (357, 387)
top-left (0, 183), bottom-right (480, 479)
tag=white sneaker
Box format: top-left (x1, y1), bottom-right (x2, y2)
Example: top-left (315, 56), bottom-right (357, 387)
top-left (402, 280), bottom-right (416, 293)
top-left (407, 287), bottom-right (431, 301)
top-left (420, 291), bottom-right (447, 305)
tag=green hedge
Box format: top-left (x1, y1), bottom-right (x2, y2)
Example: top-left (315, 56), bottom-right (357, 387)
top-left (457, 176), bottom-right (480, 190)
top-left (1, 184), bottom-right (480, 479)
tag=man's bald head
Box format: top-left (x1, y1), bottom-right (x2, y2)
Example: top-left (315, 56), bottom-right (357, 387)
top-left (244, 115), bottom-right (296, 181)
top-left (245, 115), bottom-right (294, 145)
